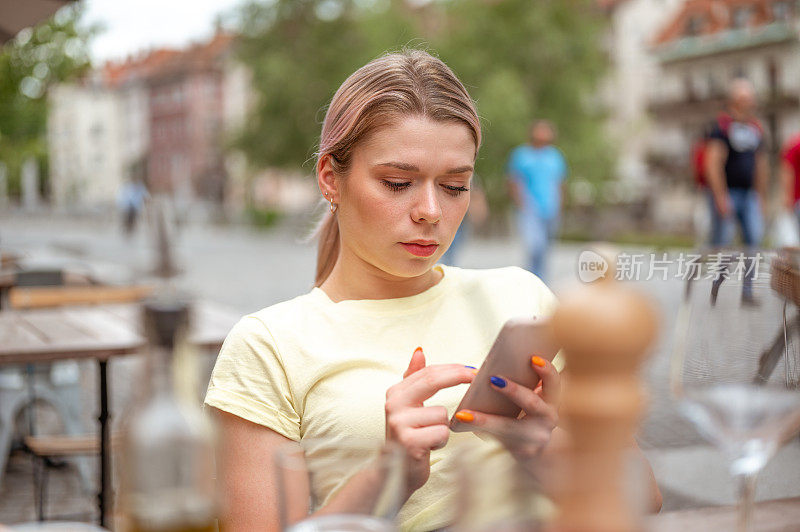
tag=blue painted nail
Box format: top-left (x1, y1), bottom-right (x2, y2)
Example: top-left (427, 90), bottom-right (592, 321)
top-left (465, 365), bottom-right (477, 369)
top-left (490, 376), bottom-right (506, 388)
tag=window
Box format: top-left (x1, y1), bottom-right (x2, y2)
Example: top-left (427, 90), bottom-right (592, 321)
top-left (685, 15), bottom-right (704, 36)
top-left (773, 1), bottom-right (791, 21)
top-left (732, 7), bottom-right (753, 29)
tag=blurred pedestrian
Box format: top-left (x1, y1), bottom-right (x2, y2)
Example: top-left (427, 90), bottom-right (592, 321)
top-left (704, 78), bottom-right (767, 249)
top-left (781, 132), bottom-right (800, 228)
top-left (690, 123), bottom-right (715, 245)
top-left (117, 177), bottom-right (149, 237)
top-left (506, 120), bottom-right (567, 281)
top-left (705, 78), bottom-right (767, 303)
top-left (439, 174), bottom-right (488, 266)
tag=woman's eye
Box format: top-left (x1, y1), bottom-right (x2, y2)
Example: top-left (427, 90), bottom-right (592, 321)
top-left (382, 180), bottom-right (411, 192)
top-left (442, 185), bottom-right (470, 196)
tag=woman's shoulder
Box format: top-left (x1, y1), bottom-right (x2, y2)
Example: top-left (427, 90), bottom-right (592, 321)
top-left (445, 265), bottom-right (553, 303)
top-left (444, 265), bottom-right (557, 319)
top-left (230, 291), bottom-right (320, 338)
top-left (447, 264), bottom-right (546, 290)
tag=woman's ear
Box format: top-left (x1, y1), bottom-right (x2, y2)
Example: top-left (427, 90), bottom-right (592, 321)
top-left (317, 154), bottom-right (338, 202)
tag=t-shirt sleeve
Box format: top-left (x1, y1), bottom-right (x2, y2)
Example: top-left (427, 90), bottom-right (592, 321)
top-left (204, 315), bottom-right (301, 441)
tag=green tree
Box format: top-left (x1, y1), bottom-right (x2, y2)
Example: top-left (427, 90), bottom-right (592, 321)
top-left (233, 0), bottom-right (421, 172)
top-left (0, 4), bottom-right (92, 198)
top-left (434, 0), bottom-right (611, 214)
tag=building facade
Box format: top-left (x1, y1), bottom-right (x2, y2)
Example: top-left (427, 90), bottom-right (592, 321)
top-left (48, 79), bottom-right (128, 208)
top-left (48, 33), bottom-right (247, 211)
top-left (647, 0), bottom-right (800, 188)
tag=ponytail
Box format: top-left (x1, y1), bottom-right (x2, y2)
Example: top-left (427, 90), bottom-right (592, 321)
top-left (314, 210), bottom-right (340, 287)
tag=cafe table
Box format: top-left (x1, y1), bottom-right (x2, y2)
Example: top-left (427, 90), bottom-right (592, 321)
top-left (0, 301), bottom-right (240, 528)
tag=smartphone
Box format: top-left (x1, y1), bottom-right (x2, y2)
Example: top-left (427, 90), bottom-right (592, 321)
top-left (450, 316), bottom-right (560, 432)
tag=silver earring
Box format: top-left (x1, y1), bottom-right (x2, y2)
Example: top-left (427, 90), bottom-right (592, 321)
top-left (329, 198), bottom-right (337, 214)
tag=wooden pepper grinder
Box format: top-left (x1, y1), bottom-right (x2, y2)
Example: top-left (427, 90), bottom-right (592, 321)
top-left (548, 247), bottom-right (658, 532)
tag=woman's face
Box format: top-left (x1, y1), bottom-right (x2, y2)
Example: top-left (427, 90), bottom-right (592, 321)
top-left (332, 115), bottom-right (475, 280)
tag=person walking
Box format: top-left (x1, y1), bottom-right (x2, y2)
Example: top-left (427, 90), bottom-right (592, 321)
top-left (705, 78), bottom-right (767, 249)
top-left (705, 78), bottom-right (767, 303)
top-left (506, 120), bottom-right (567, 281)
top-left (116, 177), bottom-right (149, 237)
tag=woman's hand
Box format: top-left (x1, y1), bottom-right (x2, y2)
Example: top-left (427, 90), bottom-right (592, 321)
top-left (454, 355), bottom-right (561, 463)
top-left (385, 347), bottom-right (475, 496)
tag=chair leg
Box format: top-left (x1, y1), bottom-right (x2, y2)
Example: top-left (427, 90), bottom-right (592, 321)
top-left (40, 460), bottom-right (50, 521)
top-left (32, 453), bottom-right (44, 522)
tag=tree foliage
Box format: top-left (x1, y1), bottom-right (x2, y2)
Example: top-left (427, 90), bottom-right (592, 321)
top-left (0, 4), bottom-right (92, 197)
top-left (230, 0), bottom-right (612, 211)
top-left (433, 0), bottom-right (611, 210)
top-left (233, 0), bottom-right (420, 170)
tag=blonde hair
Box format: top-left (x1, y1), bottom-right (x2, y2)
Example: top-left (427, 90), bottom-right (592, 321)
top-left (314, 49), bottom-right (481, 286)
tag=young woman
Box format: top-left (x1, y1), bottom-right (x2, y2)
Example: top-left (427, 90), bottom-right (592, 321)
top-left (205, 49), bottom-right (661, 531)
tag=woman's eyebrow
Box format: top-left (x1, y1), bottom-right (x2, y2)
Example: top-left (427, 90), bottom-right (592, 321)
top-left (374, 161), bottom-right (474, 174)
top-left (375, 161), bottom-right (419, 172)
top-left (445, 165), bottom-right (474, 174)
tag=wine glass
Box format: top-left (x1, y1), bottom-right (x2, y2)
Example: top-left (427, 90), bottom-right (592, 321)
top-left (671, 251), bottom-right (800, 532)
top-left (274, 437), bottom-right (405, 532)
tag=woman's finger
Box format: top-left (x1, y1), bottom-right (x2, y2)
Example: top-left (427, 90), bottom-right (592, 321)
top-left (391, 364), bottom-right (475, 405)
top-left (403, 347), bottom-right (427, 378)
top-left (387, 405), bottom-right (449, 432)
top-left (488, 375), bottom-right (557, 426)
top-left (454, 410), bottom-right (553, 449)
top-left (407, 424), bottom-right (451, 452)
top-left (530, 355), bottom-right (561, 405)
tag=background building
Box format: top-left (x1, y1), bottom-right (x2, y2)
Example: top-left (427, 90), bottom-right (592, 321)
top-left (48, 32), bottom-right (248, 214)
top-left (48, 79), bottom-right (127, 209)
top-left (647, 0), bottom-right (800, 221)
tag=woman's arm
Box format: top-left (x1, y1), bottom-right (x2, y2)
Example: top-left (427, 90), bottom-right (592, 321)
top-left (214, 409), bottom-right (295, 531)
top-left (215, 410), bottom-right (406, 532)
top-left (214, 351), bottom-right (476, 531)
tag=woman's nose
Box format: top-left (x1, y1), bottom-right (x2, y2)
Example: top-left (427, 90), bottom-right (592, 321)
top-left (411, 183), bottom-right (442, 224)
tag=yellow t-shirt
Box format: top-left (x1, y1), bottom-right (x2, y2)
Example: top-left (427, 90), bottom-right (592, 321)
top-left (204, 264), bottom-right (560, 531)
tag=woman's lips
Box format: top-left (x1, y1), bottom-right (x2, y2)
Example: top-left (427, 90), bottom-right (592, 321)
top-left (401, 242), bottom-right (439, 257)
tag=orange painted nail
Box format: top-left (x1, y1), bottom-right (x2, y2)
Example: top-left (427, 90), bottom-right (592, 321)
top-left (532, 356), bottom-right (546, 367)
top-left (471, 369), bottom-right (479, 375)
top-left (414, 347), bottom-right (423, 356)
top-left (455, 410), bottom-right (474, 423)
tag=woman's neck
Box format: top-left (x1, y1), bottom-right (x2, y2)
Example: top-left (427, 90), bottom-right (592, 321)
top-left (320, 250), bottom-right (443, 302)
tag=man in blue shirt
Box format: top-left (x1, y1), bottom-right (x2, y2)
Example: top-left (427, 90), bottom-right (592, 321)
top-left (507, 120), bottom-right (567, 280)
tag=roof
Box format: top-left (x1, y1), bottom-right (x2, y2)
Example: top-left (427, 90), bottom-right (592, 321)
top-left (654, 0), bottom-right (791, 45)
top-left (652, 0), bottom-right (798, 61)
top-left (102, 32), bottom-right (235, 88)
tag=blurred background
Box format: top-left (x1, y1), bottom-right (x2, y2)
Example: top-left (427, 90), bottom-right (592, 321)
top-left (3, 0), bottom-right (800, 525)
top-left (5, 0), bottom-right (780, 241)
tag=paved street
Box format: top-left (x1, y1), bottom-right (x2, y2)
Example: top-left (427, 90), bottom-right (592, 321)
top-left (1, 209), bottom-right (799, 523)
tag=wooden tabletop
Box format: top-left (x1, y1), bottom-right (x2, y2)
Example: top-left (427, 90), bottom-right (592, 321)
top-left (0, 301), bottom-right (240, 365)
top-left (647, 497), bottom-right (800, 531)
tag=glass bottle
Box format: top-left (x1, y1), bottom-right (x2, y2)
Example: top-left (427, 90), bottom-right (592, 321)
top-left (119, 296), bottom-right (217, 532)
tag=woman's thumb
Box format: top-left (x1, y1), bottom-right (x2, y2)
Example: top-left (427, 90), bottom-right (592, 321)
top-left (403, 347), bottom-right (426, 378)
